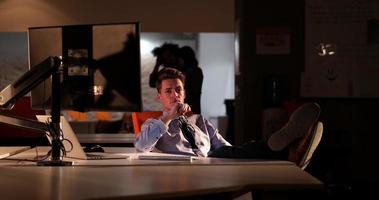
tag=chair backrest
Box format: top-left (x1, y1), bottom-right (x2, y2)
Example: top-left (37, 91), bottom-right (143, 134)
top-left (66, 111), bottom-right (115, 121)
top-left (66, 111), bottom-right (89, 121)
top-left (288, 121), bottom-right (323, 170)
top-left (131, 111), bottom-right (163, 136)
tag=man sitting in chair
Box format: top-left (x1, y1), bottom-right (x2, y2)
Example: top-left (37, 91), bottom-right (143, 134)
top-left (134, 68), bottom-right (320, 159)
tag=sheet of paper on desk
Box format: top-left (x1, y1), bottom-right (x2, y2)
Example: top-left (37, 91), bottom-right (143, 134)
top-left (0, 146), bottom-right (31, 159)
top-left (138, 154), bottom-right (198, 161)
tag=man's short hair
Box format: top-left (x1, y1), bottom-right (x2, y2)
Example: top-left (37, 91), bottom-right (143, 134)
top-left (156, 68), bottom-right (185, 92)
top-left (151, 43), bottom-right (180, 57)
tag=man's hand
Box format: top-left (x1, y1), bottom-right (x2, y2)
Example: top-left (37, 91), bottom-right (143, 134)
top-left (161, 103), bottom-right (191, 124)
top-left (177, 102), bottom-right (191, 115)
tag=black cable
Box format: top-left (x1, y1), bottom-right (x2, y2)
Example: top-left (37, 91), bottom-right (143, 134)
top-left (42, 118), bottom-right (72, 159)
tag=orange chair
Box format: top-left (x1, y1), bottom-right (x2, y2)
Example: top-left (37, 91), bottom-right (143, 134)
top-left (131, 111), bottom-right (162, 136)
top-left (66, 111), bottom-right (113, 121)
top-left (66, 111), bottom-right (88, 121)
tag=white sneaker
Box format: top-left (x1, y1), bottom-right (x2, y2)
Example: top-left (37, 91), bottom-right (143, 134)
top-left (268, 103), bottom-right (320, 151)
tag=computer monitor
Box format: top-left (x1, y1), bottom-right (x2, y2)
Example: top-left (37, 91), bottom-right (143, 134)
top-left (28, 22), bottom-right (142, 112)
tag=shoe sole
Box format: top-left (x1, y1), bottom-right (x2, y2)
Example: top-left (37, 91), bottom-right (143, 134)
top-left (268, 103), bottom-right (321, 151)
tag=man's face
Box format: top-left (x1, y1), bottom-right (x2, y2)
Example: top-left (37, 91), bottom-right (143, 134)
top-left (157, 78), bottom-right (185, 112)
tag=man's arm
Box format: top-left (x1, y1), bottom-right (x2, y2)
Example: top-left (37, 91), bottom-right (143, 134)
top-left (134, 118), bottom-right (167, 152)
top-left (203, 117), bottom-right (232, 150)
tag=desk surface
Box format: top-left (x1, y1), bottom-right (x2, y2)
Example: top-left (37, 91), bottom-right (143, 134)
top-left (0, 147), bottom-right (323, 200)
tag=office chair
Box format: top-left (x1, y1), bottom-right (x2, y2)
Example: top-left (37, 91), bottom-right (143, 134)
top-left (66, 111), bottom-right (88, 121)
top-left (131, 111), bottom-right (163, 136)
top-left (66, 111), bottom-right (114, 121)
top-left (288, 121), bottom-right (323, 170)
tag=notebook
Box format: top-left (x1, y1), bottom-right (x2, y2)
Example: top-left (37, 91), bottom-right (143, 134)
top-left (0, 146), bottom-right (31, 159)
top-left (138, 154), bottom-right (197, 161)
top-left (36, 115), bottom-right (129, 160)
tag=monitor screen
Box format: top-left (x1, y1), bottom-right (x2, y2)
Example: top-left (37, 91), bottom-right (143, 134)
top-left (28, 22), bottom-right (142, 112)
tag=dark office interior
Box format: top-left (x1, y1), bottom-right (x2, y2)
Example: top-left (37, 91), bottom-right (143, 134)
top-left (0, 0), bottom-right (378, 199)
top-left (236, 0), bottom-right (378, 198)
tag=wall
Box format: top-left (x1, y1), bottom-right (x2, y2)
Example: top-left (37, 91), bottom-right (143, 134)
top-left (0, 0), bottom-right (234, 32)
top-left (303, 0), bottom-right (379, 98)
top-left (0, 32), bottom-right (28, 88)
top-left (198, 33), bottom-right (235, 118)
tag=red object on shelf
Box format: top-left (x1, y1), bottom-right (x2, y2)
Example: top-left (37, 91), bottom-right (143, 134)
top-left (0, 96), bottom-right (46, 138)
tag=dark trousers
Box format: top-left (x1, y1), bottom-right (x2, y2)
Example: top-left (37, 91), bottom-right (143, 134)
top-left (209, 140), bottom-right (288, 160)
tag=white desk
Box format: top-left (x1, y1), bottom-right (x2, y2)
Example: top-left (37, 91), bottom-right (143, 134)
top-left (0, 147), bottom-right (323, 200)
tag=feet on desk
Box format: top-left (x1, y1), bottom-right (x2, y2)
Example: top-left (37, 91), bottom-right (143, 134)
top-left (268, 103), bottom-right (320, 151)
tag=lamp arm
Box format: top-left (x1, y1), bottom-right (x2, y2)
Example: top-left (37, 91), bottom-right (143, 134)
top-left (0, 56), bottom-right (60, 109)
top-left (0, 56), bottom-right (71, 166)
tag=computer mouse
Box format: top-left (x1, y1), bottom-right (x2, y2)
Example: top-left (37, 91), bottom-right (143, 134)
top-left (83, 145), bottom-right (105, 153)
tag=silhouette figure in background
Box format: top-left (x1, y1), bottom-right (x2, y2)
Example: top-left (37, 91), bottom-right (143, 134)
top-left (179, 46), bottom-right (203, 114)
top-left (149, 43), bottom-right (182, 88)
top-left (95, 32), bottom-right (141, 110)
top-left (149, 43), bottom-right (203, 114)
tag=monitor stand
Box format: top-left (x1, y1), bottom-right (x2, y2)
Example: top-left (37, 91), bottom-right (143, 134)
top-left (38, 58), bottom-right (73, 166)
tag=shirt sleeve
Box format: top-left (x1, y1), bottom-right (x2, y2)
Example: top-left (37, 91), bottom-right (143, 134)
top-left (134, 118), bottom-right (168, 152)
top-left (203, 117), bottom-right (232, 150)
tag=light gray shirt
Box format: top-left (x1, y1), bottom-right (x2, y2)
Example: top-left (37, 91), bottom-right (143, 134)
top-left (134, 114), bottom-right (231, 157)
